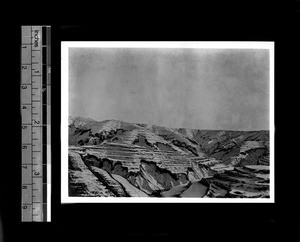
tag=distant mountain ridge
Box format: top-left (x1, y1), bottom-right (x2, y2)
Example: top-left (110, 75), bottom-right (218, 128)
top-left (69, 115), bottom-right (269, 132)
top-left (69, 116), bottom-right (269, 165)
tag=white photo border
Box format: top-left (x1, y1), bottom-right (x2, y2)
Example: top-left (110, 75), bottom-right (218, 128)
top-left (61, 41), bottom-right (275, 203)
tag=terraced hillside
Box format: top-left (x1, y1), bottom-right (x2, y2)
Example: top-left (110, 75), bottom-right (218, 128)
top-left (68, 116), bottom-right (270, 198)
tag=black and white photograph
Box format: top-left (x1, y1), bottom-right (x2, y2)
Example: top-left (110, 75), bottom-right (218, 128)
top-left (61, 42), bottom-right (274, 203)
top-left (4, 7), bottom-right (300, 242)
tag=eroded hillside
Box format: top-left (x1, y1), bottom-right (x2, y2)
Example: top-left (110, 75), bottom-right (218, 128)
top-left (68, 117), bottom-right (270, 198)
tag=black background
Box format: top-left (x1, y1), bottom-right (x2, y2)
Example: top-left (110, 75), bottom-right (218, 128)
top-left (2, 2), bottom-right (300, 242)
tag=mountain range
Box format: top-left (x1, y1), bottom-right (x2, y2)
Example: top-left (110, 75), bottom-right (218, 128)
top-left (68, 116), bottom-right (270, 198)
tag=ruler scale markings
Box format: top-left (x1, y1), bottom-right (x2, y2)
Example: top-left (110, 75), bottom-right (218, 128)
top-left (31, 25), bottom-right (33, 222)
top-left (21, 26), bottom-right (51, 222)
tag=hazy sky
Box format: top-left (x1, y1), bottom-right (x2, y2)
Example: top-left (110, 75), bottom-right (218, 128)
top-left (69, 47), bottom-right (269, 130)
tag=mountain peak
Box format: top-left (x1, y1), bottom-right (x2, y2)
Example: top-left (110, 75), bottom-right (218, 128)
top-left (68, 116), bottom-right (96, 127)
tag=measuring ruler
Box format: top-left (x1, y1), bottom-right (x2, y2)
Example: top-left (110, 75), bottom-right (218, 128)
top-left (21, 26), bottom-right (51, 222)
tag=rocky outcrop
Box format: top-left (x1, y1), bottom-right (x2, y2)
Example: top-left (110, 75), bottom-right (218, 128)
top-left (87, 166), bottom-right (129, 197)
top-left (111, 174), bottom-right (149, 197)
top-left (80, 154), bottom-right (190, 196)
top-left (136, 160), bottom-right (188, 194)
top-left (188, 130), bottom-right (269, 166)
top-left (68, 151), bottom-right (115, 197)
top-left (160, 165), bottom-right (269, 198)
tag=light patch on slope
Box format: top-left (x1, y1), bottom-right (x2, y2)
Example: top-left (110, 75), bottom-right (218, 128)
top-left (180, 181), bottom-right (208, 197)
top-left (183, 128), bottom-right (197, 140)
top-left (230, 189), bottom-right (268, 198)
top-left (122, 129), bottom-right (139, 144)
top-left (210, 163), bottom-right (234, 171)
top-left (89, 166), bottom-right (127, 196)
top-left (68, 151), bottom-right (114, 197)
top-left (240, 141), bottom-right (264, 153)
top-left (161, 183), bottom-right (191, 197)
top-left (111, 174), bottom-right (149, 197)
top-left (245, 165), bottom-right (269, 171)
top-left (200, 158), bottom-right (221, 166)
top-left (140, 163), bottom-right (165, 191)
top-left (101, 120), bottom-right (121, 132)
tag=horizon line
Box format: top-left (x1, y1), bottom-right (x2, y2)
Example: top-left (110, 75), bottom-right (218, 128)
top-left (69, 115), bottom-right (270, 132)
